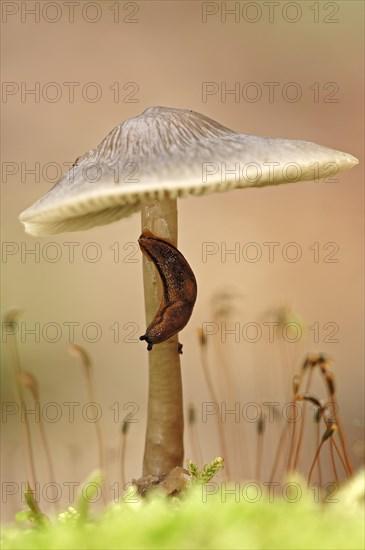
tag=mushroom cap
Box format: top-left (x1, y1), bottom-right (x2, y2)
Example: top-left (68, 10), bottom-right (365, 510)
top-left (19, 106), bottom-right (358, 236)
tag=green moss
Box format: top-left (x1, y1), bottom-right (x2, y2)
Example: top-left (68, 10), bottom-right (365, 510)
top-left (2, 472), bottom-right (364, 550)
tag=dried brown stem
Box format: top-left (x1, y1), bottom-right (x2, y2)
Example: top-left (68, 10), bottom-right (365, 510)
top-left (188, 403), bottom-right (203, 466)
top-left (199, 335), bottom-right (231, 479)
top-left (255, 415), bottom-right (264, 482)
top-left (69, 344), bottom-right (107, 502)
top-left (18, 371), bottom-right (58, 510)
top-left (119, 421), bottom-right (129, 489)
top-left (5, 310), bottom-right (37, 486)
top-left (292, 368), bottom-right (313, 470)
top-left (329, 438), bottom-right (339, 483)
top-left (268, 420), bottom-right (289, 484)
top-left (322, 385), bottom-right (353, 476)
top-left (316, 358), bottom-right (353, 476)
top-left (315, 421), bottom-right (323, 488)
top-left (308, 438), bottom-right (325, 486)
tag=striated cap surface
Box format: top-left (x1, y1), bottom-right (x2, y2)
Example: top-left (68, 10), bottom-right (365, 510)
top-left (19, 106), bottom-right (359, 236)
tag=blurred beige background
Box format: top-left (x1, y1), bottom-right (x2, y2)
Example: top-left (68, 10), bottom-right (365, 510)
top-left (1, 0), bottom-right (364, 518)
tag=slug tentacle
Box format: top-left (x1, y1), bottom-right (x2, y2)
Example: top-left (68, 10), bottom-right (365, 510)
top-left (138, 231), bottom-right (197, 350)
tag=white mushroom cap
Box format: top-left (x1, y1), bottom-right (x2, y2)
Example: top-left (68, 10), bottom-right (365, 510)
top-left (19, 106), bottom-right (358, 236)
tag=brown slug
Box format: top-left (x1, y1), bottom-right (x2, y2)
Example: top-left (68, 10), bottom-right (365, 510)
top-left (138, 231), bottom-right (197, 350)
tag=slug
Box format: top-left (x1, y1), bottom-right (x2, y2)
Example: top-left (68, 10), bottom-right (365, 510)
top-left (138, 231), bottom-right (197, 350)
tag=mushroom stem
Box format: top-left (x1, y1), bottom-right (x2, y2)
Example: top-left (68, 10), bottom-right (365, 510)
top-left (140, 195), bottom-right (184, 476)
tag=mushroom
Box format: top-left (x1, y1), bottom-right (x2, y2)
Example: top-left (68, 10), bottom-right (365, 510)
top-left (19, 106), bottom-right (358, 479)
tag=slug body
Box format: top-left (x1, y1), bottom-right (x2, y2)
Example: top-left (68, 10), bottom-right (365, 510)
top-left (138, 231), bottom-right (197, 350)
